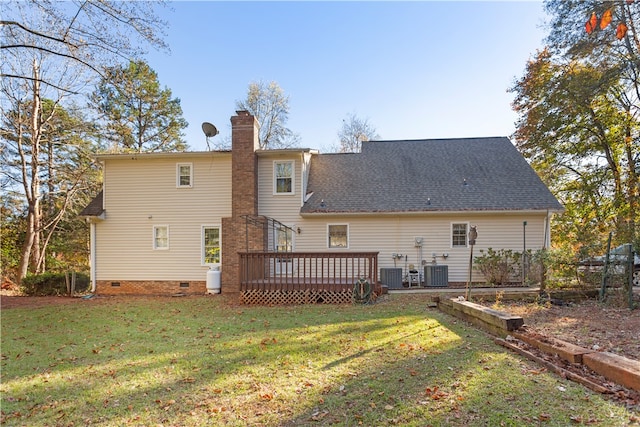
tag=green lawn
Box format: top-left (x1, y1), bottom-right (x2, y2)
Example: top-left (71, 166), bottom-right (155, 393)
top-left (1, 294), bottom-right (637, 426)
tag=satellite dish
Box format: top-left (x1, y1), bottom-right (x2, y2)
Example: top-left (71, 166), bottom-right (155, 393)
top-left (201, 122), bottom-right (219, 138)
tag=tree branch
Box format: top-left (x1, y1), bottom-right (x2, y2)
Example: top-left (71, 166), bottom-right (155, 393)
top-left (1, 44), bottom-right (103, 76)
top-left (0, 20), bottom-right (79, 48)
top-left (0, 73), bottom-right (80, 94)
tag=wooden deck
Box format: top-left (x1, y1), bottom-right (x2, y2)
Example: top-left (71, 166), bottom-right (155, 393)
top-left (239, 251), bottom-right (379, 304)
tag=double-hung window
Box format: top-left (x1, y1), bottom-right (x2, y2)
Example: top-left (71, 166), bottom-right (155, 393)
top-left (274, 161), bottom-right (293, 194)
top-left (153, 225), bottom-right (169, 250)
top-left (328, 224), bottom-right (348, 249)
top-left (451, 223), bottom-right (468, 248)
top-left (177, 163), bottom-right (193, 188)
top-left (275, 227), bottom-right (293, 253)
top-left (202, 226), bottom-right (221, 265)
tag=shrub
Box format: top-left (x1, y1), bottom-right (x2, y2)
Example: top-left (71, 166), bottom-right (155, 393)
top-left (539, 247), bottom-right (576, 287)
top-left (21, 272), bottom-right (90, 296)
top-left (474, 248), bottom-right (520, 286)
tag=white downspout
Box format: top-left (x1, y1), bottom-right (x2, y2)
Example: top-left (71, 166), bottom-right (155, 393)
top-left (90, 221), bottom-right (97, 293)
top-left (544, 210), bottom-right (551, 249)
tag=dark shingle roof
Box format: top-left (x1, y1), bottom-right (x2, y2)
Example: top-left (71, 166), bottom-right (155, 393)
top-left (300, 137), bottom-right (563, 214)
top-left (79, 190), bottom-right (104, 217)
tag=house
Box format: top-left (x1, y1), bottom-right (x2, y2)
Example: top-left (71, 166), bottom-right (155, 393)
top-left (80, 110), bottom-right (563, 302)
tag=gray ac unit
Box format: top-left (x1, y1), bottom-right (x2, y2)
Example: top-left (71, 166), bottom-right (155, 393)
top-left (380, 267), bottom-right (403, 289)
top-left (425, 265), bottom-right (448, 287)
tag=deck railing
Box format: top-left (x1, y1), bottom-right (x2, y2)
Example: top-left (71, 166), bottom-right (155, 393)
top-left (239, 251), bottom-right (379, 293)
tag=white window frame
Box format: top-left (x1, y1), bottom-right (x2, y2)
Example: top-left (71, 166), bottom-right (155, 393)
top-left (274, 226), bottom-right (294, 253)
top-left (328, 224), bottom-right (349, 249)
top-left (451, 222), bottom-right (469, 248)
top-left (177, 163), bottom-right (193, 188)
top-left (274, 226), bottom-right (295, 274)
top-left (273, 160), bottom-right (294, 195)
top-left (153, 225), bottom-right (169, 250)
top-left (202, 225), bottom-right (221, 266)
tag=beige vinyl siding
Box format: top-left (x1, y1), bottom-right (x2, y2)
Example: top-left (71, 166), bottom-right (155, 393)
top-left (293, 212), bottom-right (548, 283)
top-left (96, 154), bottom-right (231, 281)
top-left (258, 155), bottom-right (305, 226)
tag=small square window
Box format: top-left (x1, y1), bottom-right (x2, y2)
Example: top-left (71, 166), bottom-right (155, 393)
top-left (177, 163), bottom-right (192, 188)
top-left (328, 224), bottom-right (348, 248)
top-left (452, 223), bottom-right (468, 247)
top-left (274, 161), bottom-right (293, 194)
top-left (153, 225), bottom-right (169, 250)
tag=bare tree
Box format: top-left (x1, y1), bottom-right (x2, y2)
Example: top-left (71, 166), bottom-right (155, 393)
top-left (1, 1), bottom-right (169, 90)
top-left (337, 112), bottom-right (380, 153)
top-left (236, 81), bottom-right (300, 149)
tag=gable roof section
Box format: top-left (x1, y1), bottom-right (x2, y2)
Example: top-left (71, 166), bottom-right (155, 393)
top-left (79, 190), bottom-right (104, 217)
top-left (300, 137), bottom-right (563, 214)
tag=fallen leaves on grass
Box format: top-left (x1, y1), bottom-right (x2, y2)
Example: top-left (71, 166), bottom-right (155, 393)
top-left (425, 386), bottom-right (448, 400)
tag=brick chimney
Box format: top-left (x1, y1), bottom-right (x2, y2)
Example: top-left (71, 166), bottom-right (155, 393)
top-left (230, 110), bottom-right (259, 215)
top-left (221, 111), bottom-right (264, 294)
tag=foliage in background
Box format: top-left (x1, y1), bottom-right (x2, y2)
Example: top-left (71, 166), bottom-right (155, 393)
top-left (1, 94), bottom-right (100, 282)
top-left (533, 247), bottom-right (587, 290)
top-left (336, 112), bottom-right (380, 153)
top-left (91, 60), bottom-right (188, 153)
top-left (511, 0), bottom-right (639, 254)
top-left (236, 80), bottom-right (300, 149)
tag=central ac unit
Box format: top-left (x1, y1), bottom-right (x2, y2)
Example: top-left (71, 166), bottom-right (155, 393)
top-left (425, 265), bottom-right (448, 287)
top-left (380, 268), bottom-right (403, 289)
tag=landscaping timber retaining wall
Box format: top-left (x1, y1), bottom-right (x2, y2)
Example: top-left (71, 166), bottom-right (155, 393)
top-left (437, 297), bottom-right (640, 392)
top-left (437, 297), bottom-right (524, 338)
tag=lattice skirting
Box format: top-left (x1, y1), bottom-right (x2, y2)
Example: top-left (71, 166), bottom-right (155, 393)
top-left (241, 289), bottom-right (354, 305)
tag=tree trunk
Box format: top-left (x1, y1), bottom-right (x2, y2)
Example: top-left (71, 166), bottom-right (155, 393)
top-left (17, 59), bottom-right (43, 282)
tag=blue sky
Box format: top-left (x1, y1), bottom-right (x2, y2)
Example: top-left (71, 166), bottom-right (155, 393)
top-left (146, 1), bottom-right (549, 152)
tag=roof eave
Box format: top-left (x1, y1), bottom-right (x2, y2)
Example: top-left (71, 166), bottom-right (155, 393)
top-left (95, 151), bottom-right (232, 161)
top-left (79, 211), bottom-right (106, 221)
top-left (300, 208), bottom-right (564, 217)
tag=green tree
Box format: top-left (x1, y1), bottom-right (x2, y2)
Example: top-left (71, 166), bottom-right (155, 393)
top-left (336, 112), bottom-right (380, 153)
top-left (510, 0), bottom-right (639, 252)
top-left (1, 95), bottom-right (99, 281)
top-left (0, 195), bottom-right (26, 284)
top-left (91, 60), bottom-right (188, 153)
top-left (236, 81), bottom-right (300, 149)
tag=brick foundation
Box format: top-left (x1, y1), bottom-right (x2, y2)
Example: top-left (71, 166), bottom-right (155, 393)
top-left (97, 280), bottom-right (207, 295)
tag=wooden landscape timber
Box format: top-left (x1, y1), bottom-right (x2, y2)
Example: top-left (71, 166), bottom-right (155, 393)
top-left (437, 296), bottom-right (640, 393)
